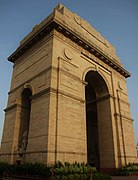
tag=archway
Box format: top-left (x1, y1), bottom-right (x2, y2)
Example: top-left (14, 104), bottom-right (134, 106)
top-left (18, 88), bottom-right (32, 151)
top-left (85, 70), bottom-right (109, 169)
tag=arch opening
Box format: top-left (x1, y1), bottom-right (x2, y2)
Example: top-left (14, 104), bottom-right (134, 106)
top-left (18, 88), bottom-right (32, 151)
top-left (85, 71), bottom-right (109, 169)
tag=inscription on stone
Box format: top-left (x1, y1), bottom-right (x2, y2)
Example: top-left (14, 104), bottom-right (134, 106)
top-left (60, 73), bottom-right (78, 91)
top-left (60, 57), bottom-right (78, 76)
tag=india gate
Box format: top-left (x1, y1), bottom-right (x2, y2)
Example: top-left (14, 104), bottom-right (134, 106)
top-left (0, 4), bottom-right (137, 171)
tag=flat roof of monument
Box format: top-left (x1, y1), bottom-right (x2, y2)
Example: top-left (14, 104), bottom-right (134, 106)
top-left (8, 4), bottom-right (131, 78)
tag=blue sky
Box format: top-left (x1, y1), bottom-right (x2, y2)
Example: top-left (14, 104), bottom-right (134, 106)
top-left (0, 0), bottom-right (138, 144)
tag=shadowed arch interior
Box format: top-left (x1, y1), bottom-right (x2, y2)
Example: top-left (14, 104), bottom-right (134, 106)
top-left (85, 71), bottom-right (109, 169)
top-left (18, 88), bottom-right (32, 151)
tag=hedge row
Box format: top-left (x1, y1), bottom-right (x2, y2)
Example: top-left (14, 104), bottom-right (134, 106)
top-left (0, 161), bottom-right (111, 180)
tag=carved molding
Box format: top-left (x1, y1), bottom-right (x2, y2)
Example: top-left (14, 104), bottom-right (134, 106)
top-left (118, 81), bottom-right (123, 90)
top-left (63, 48), bottom-right (73, 60)
top-left (0, 150), bottom-right (87, 156)
top-left (4, 104), bottom-right (22, 112)
top-left (74, 14), bottom-right (82, 25)
top-left (114, 113), bottom-right (133, 122)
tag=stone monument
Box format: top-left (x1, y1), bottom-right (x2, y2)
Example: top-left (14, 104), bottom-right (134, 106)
top-left (0, 4), bottom-right (137, 171)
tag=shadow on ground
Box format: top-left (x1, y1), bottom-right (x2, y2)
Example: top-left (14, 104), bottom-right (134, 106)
top-left (112, 176), bottom-right (138, 180)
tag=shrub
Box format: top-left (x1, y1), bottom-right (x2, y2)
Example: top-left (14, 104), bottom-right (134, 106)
top-left (0, 162), bottom-right (10, 176)
top-left (118, 163), bottom-right (138, 176)
top-left (74, 173), bottom-right (80, 180)
top-left (68, 174), bottom-right (74, 180)
top-left (92, 172), bottom-right (111, 180)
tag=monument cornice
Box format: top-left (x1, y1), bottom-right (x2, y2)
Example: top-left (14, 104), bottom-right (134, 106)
top-left (54, 23), bottom-right (130, 78)
top-left (8, 19), bottom-right (131, 78)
